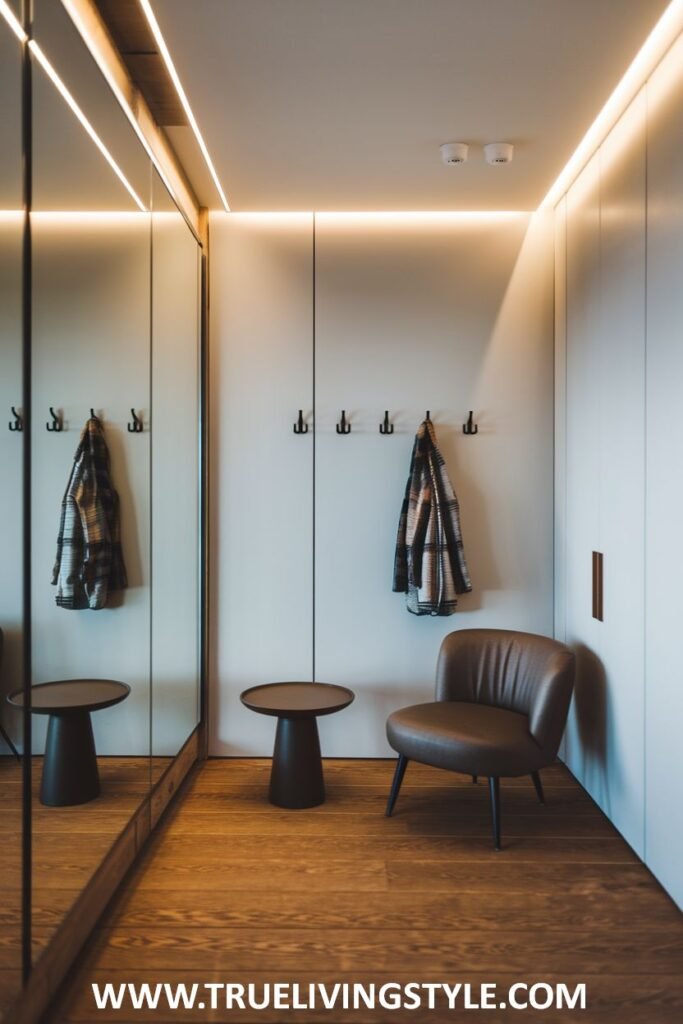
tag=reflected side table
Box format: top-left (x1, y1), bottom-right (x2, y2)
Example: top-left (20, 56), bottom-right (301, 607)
top-left (8, 679), bottom-right (130, 807)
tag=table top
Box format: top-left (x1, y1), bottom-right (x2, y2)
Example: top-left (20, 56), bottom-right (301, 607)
top-left (240, 681), bottom-right (355, 719)
top-left (7, 679), bottom-right (131, 715)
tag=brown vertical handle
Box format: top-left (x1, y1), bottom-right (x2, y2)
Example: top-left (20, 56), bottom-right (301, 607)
top-left (592, 551), bottom-right (604, 621)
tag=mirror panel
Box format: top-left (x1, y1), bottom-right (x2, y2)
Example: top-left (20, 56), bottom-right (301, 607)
top-left (30, 0), bottom-right (152, 957)
top-left (151, 170), bottom-right (201, 780)
top-left (0, 10), bottom-right (25, 1017)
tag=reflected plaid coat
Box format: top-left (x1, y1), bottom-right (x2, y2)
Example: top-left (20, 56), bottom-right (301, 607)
top-left (52, 416), bottom-right (127, 610)
top-left (392, 419), bottom-right (471, 616)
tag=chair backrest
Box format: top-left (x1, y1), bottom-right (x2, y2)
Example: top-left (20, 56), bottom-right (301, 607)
top-left (435, 628), bottom-right (575, 758)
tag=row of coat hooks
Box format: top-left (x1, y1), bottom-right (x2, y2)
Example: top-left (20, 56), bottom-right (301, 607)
top-left (293, 409), bottom-right (479, 435)
top-left (7, 408), bottom-right (143, 433)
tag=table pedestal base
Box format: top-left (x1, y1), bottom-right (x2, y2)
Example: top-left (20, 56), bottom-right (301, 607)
top-left (41, 711), bottom-right (100, 807)
top-left (270, 716), bottom-right (324, 809)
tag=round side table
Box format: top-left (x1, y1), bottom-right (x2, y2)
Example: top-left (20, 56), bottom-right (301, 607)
top-left (240, 681), bottom-right (354, 809)
top-left (8, 679), bottom-right (130, 807)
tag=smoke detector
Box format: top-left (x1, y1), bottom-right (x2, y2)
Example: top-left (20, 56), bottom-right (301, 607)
top-left (440, 142), bottom-right (469, 165)
top-left (484, 142), bottom-right (514, 165)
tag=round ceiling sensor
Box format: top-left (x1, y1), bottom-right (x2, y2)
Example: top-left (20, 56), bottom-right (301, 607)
top-left (440, 142), bottom-right (469, 165)
top-left (484, 142), bottom-right (514, 165)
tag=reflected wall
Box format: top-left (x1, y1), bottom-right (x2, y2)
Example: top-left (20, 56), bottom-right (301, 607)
top-left (29, 0), bottom-right (152, 958)
top-left (0, 9), bottom-right (25, 1017)
top-left (151, 170), bottom-right (201, 776)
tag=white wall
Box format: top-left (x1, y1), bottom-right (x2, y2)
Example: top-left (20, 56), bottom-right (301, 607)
top-left (644, 35), bottom-right (683, 908)
top-left (211, 211), bottom-right (554, 757)
top-left (555, 32), bottom-right (683, 906)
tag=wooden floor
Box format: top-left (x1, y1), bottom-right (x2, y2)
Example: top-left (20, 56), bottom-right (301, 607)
top-left (51, 759), bottom-right (683, 1023)
top-left (0, 755), bottom-right (172, 1021)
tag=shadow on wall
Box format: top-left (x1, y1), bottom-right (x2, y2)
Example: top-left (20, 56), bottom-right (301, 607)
top-left (572, 642), bottom-right (608, 805)
top-left (106, 424), bottom-right (143, 594)
top-left (437, 421), bottom-right (499, 611)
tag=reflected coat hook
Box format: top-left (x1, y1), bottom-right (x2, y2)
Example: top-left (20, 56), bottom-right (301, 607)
top-left (336, 410), bottom-right (351, 435)
top-left (379, 410), bottom-right (394, 435)
top-left (127, 409), bottom-right (143, 433)
top-left (463, 410), bottom-right (478, 435)
top-left (46, 407), bottom-right (63, 432)
top-left (293, 409), bottom-right (308, 434)
top-left (9, 407), bottom-right (23, 432)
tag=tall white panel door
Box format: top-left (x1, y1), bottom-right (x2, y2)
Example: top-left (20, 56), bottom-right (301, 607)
top-left (210, 214), bottom-right (314, 755)
top-left (314, 214), bottom-right (554, 756)
top-left (597, 93), bottom-right (646, 857)
top-left (564, 154), bottom-right (602, 793)
top-left (644, 36), bottom-right (683, 907)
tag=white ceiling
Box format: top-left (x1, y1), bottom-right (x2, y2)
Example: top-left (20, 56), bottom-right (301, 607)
top-left (154, 0), bottom-right (670, 211)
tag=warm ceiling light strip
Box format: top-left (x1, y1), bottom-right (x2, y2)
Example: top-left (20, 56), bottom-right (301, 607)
top-left (0, 0), bottom-right (26, 41)
top-left (61, 0), bottom-right (187, 222)
top-left (137, 0), bottom-right (230, 212)
top-left (29, 40), bottom-right (147, 213)
top-left (541, 0), bottom-right (683, 209)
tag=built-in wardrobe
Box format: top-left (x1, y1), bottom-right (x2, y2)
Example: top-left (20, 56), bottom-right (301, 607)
top-left (0, 3), bottom-right (206, 1020)
top-left (554, 32), bottom-right (683, 907)
top-left (210, 212), bottom-right (556, 758)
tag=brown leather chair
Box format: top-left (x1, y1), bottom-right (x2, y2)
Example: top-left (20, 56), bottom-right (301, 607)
top-left (385, 628), bottom-right (575, 849)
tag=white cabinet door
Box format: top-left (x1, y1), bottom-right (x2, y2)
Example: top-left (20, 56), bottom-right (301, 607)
top-left (597, 93), bottom-right (646, 857)
top-left (564, 154), bottom-right (602, 790)
top-left (313, 214), bottom-right (554, 756)
top-left (209, 214), bottom-right (314, 755)
top-left (645, 37), bottom-right (683, 907)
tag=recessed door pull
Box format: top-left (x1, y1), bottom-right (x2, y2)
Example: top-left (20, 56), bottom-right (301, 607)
top-left (592, 551), bottom-right (604, 621)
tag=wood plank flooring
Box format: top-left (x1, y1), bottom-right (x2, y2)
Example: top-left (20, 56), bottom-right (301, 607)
top-left (0, 754), bottom-right (172, 1019)
top-left (51, 759), bottom-right (683, 1023)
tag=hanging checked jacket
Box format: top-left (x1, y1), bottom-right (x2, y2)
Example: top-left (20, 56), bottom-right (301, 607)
top-left (52, 416), bottom-right (127, 610)
top-left (393, 418), bottom-right (471, 616)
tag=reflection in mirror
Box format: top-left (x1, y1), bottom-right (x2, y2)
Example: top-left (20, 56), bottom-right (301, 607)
top-left (0, 9), bottom-right (25, 1016)
top-left (151, 171), bottom-right (201, 781)
top-left (28, 0), bottom-right (152, 958)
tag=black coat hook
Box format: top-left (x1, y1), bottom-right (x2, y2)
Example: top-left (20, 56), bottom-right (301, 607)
top-left (379, 410), bottom-right (394, 435)
top-left (425, 411), bottom-right (431, 422)
top-left (46, 407), bottom-right (63, 432)
top-left (127, 409), bottom-right (143, 433)
top-left (293, 410), bottom-right (308, 434)
top-left (9, 407), bottom-right (22, 432)
top-left (336, 410), bottom-right (351, 435)
top-left (463, 410), bottom-right (478, 435)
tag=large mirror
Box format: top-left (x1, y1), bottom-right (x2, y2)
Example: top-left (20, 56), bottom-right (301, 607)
top-left (29, 0), bottom-right (152, 957)
top-left (150, 169), bottom-right (202, 781)
top-left (0, 5), bottom-right (25, 1016)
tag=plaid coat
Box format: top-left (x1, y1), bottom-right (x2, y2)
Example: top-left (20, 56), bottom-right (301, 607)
top-left (52, 416), bottom-right (127, 610)
top-left (393, 419), bottom-right (471, 616)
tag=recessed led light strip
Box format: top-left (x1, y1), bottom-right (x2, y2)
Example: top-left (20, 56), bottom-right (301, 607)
top-left (137, 0), bottom-right (230, 212)
top-left (0, 0), bottom-right (24, 41)
top-left (29, 41), bottom-right (147, 212)
top-left (61, 0), bottom-right (189, 225)
top-left (541, 0), bottom-right (683, 209)
top-left (0, 0), bottom-right (147, 213)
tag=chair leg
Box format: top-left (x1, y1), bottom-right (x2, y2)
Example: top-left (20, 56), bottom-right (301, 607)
top-left (471, 775), bottom-right (478, 784)
top-left (385, 754), bottom-right (408, 817)
top-left (531, 770), bottom-right (545, 804)
top-left (488, 776), bottom-right (501, 850)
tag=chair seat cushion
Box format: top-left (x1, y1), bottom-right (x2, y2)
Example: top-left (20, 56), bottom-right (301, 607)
top-left (386, 701), bottom-right (547, 777)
